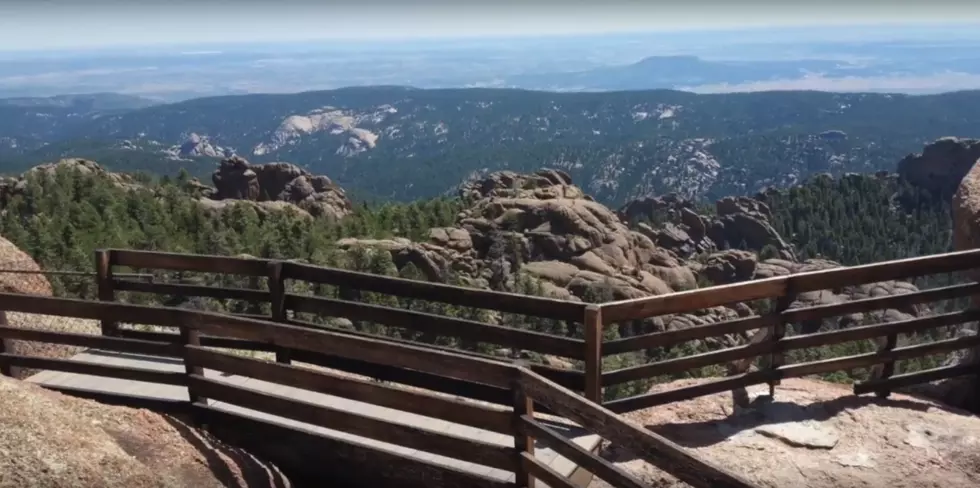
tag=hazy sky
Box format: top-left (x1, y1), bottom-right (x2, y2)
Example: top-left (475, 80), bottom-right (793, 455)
top-left (3, 0), bottom-right (980, 52)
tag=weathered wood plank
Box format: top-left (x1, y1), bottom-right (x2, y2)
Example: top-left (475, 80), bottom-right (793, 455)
top-left (0, 292), bottom-right (189, 328)
top-left (512, 378), bottom-right (536, 488)
top-left (519, 416), bottom-right (648, 488)
top-left (286, 317), bottom-right (584, 390)
top-left (113, 279), bottom-right (271, 303)
top-left (854, 363), bottom-right (978, 395)
top-left (283, 261), bottom-right (586, 321)
top-left (96, 249), bottom-right (119, 336)
top-left (788, 248), bottom-right (980, 293)
top-left (602, 341), bottom-right (773, 386)
top-left (0, 326), bottom-right (183, 357)
top-left (518, 370), bottom-right (759, 488)
top-left (195, 403), bottom-right (510, 488)
top-left (110, 249), bottom-right (269, 276)
top-left (185, 346), bottom-right (514, 435)
top-left (779, 309), bottom-right (980, 351)
top-left (782, 282), bottom-right (980, 323)
top-left (189, 375), bottom-right (516, 472)
top-left (0, 354), bottom-right (186, 386)
top-left (583, 305), bottom-right (603, 402)
top-left (520, 451), bottom-right (575, 488)
top-left (287, 294), bottom-right (585, 359)
top-left (603, 315), bottom-right (778, 355)
top-left (604, 371), bottom-right (773, 413)
top-left (194, 313), bottom-right (515, 389)
top-left (601, 249), bottom-right (980, 324)
top-left (601, 278), bottom-right (786, 324)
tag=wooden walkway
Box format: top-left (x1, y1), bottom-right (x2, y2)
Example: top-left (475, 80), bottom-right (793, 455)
top-left (26, 349), bottom-right (602, 486)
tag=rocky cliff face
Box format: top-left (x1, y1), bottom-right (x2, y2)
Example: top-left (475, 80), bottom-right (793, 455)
top-left (618, 193), bottom-right (796, 261)
top-left (340, 169), bottom-right (926, 344)
top-left (917, 150), bottom-right (980, 413)
top-left (202, 156), bottom-right (353, 220)
top-left (0, 158), bottom-right (141, 207)
top-left (898, 137), bottom-right (980, 196)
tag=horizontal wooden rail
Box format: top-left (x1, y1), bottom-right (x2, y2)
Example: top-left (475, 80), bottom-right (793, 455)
top-left (782, 281), bottom-right (980, 324)
top-left (779, 309), bottom-right (980, 351)
top-left (110, 249), bottom-right (270, 276)
top-left (287, 293), bottom-right (584, 359)
top-left (0, 325), bottom-right (183, 357)
top-left (604, 315), bottom-right (777, 355)
top-left (286, 316), bottom-right (584, 390)
top-left (282, 260), bottom-right (586, 321)
top-left (0, 353), bottom-right (186, 386)
top-left (854, 363), bottom-right (978, 395)
top-left (518, 369), bottom-right (758, 488)
top-left (518, 416), bottom-right (649, 488)
top-left (0, 292), bottom-right (189, 328)
top-left (779, 333), bottom-right (980, 379)
top-left (601, 247), bottom-right (980, 323)
top-left (186, 346), bottom-right (514, 435)
top-left (188, 375), bottom-right (516, 472)
top-left (603, 341), bottom-right (773, 386)
top-left (193, 313), bottom-right (517, 389)
top-left (520, 451), bottom-right (576, 488)
top-left (113, 279), bottom-right (271, 303)
top-left (604, 370), bottom-right (773, 413)
top-left (601, 278), bottom-right (786, 324)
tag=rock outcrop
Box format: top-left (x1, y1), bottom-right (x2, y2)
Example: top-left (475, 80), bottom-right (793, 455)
top-left (618, 193), bottom-right (795, 261)
top-left (898, 137), bottom-right (980, 196)
top-left (593, 378), bottom-right (980, 488)
top-left (339, 169), bottom-right (927, 346)
top-left (342, 169), bottom-right (697, 306)
top-left (921, 153), bottom-right (980, 413)
top-left (0, 235), bottom-right (99, 378)
top-left (167, 133), bottom-right (234, 159)
top-left (0, 376), bottom-right (290, 487)
top-left (205, 156), bottom-right (353, 220)
top-left (0, 158), bottom-right (142, 207)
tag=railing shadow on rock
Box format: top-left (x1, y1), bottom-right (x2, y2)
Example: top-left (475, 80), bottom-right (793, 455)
top-left (0, 291), bottom-right (757, 488)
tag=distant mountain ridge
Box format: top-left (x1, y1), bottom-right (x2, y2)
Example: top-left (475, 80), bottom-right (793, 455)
top-left (505, 55), bottom-right (849, 91)
top-left (2, 86), bottom-right (980, 204)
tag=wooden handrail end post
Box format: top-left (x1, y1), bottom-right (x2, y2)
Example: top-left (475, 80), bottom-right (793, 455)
top-left (512, 370), bottom-right (535, 488)
top-left (584, 304), bottom-right (603, 404)
top-left (267, 261), bottom-right (291, 364)
top-left (95, 249), bottom-right (119, 337)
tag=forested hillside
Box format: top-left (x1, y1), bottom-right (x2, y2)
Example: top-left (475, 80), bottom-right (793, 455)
top-left (0, 159), bottom-right (963, 400)
top-left (763, 174), bottom-right (953, 265)
top-left (4, 87), bottom-right (980, 204)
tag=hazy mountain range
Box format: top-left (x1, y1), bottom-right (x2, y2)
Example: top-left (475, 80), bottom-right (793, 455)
top-left (1, 87), bottom-right (978, 204)
top-left (5, 28), bottom-right (980, 101)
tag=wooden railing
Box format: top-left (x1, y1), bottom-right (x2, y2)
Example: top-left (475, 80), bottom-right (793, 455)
top-left (0, 291), bottom-right (756, 488)
top-left (597, 248), bottom-right (980, 412)
top-left (97, 249), bottom-right (600, 408)
top-left (95, 248), bottom-right (980, 416)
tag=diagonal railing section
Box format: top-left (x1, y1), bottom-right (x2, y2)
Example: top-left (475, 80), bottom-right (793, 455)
top-left (0, 289), bottom-right (758, 488)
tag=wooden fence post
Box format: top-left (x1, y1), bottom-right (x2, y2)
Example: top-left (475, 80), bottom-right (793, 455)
top-left (268, 261), bottom-right (291, 364)
top-left (870, 331), bottom-right (899, 398)
top-left (181, 325), bottom-right (205, 405)
top-left (247, 275), bottom-right (261, 316)
top-left (512, 369), bottom-right (536, 488)
top-left (768, 286), bottom-right (795, 397)
top-left (95, 250), bottom-right (119, 337)
top-left (0, 310), bottom-right (15, 378)
top-left (583, 305), bottom-right (603, 403)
